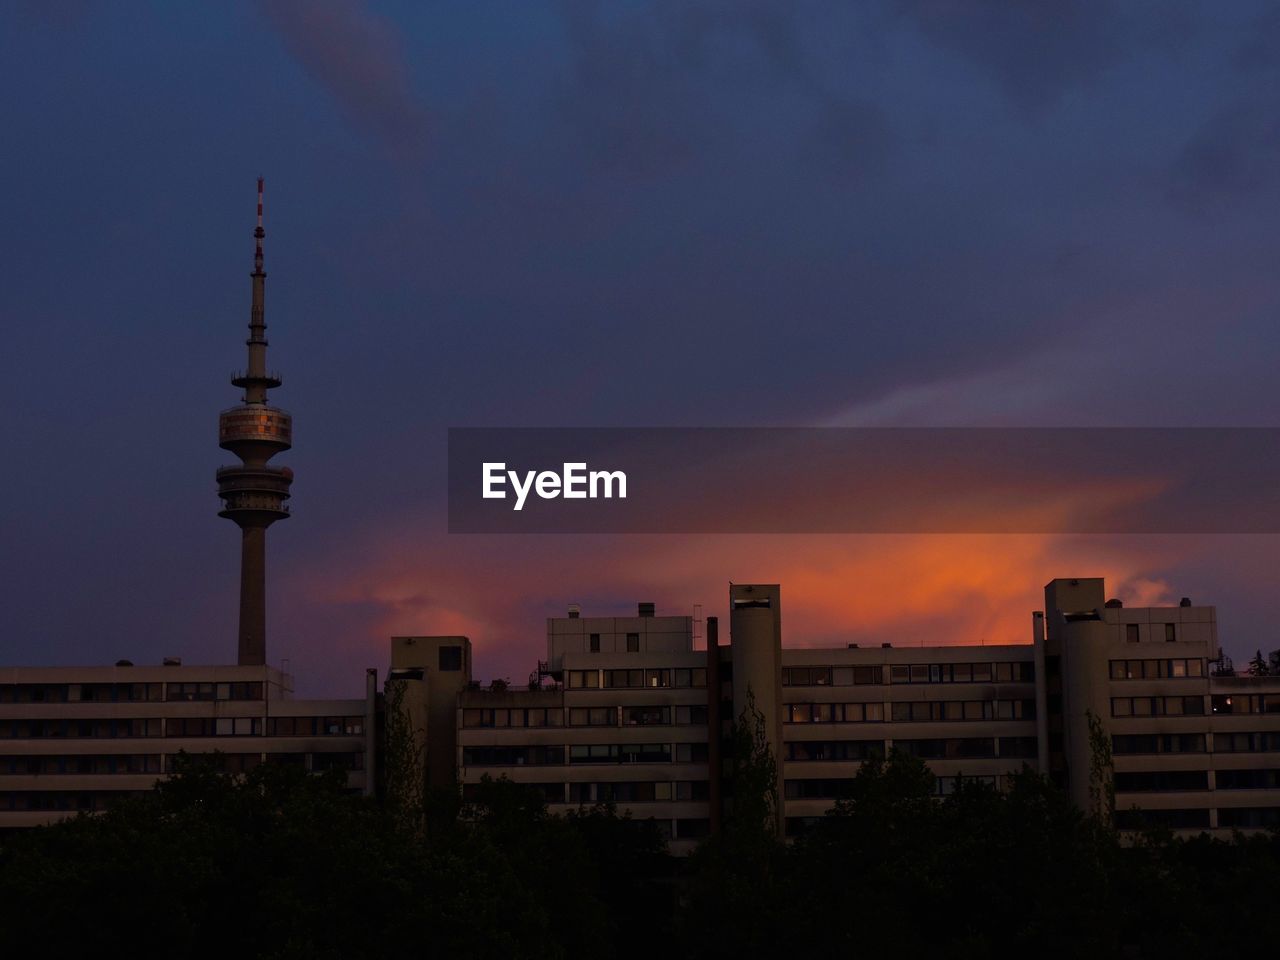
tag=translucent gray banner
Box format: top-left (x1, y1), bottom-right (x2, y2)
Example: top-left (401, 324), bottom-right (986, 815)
top-left (447, 428), bottom-right (1280, 533)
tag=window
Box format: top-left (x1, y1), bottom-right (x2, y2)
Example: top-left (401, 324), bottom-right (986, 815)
top-left (1126, 624), bottom-right (1140, 643)
top-left (1164, 623), bottom-right (1176, 643)
top-left (1112, 695), bottom-right (1203, 717)
top-left (999, 737), bottom-right (1038, 758)
top-left (626, 633), bottom-right (640, 652)
top-left (623, 706), bottom-right (670, 726)
top-left (673, 668), bottom-right (707, 688)
top-left (604, 669), bottom-right (644, 688)
top-left (675, 742), bottom-right (709, 762)
top-left (1216, 769), bottom-right (1280, 790)
top-left (438, 646), bottom-right (463, 671)
top-left (568, 670), bottom-right (599, 689)
top-left (783, 667), bottom-right (833, 686)
top-left (463, 746), bottom-right (565, 766)
top-left (589, 633), bottom-right (600, 653)
top-left (894, 738), bottom-right (995, 760)
top-left (1112, 733), bottom-right (1205, 755)
top-left (1214, 732), bottom-right (1280, 753)
top-left (1110, 658), bottom-right (1204, 680)
top-left (167, 682), bottom-right (215, 702)
top-left (568, 707), bottom-right (616, 727)
top-left (1218, 807), bottom-right (1280, 829)
top-left (674, 705), bottom-right (708, 724)
top-left (785, 740), bottom-right (884, 762)
top-left (1114, 770), bottom-right (1208, 792)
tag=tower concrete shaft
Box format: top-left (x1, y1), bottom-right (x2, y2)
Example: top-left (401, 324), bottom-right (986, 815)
top-left (217, 178), bottom-right (293, 666)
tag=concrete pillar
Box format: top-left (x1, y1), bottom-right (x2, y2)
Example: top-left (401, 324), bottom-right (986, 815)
top-left (729, 583), bottom-right (784, 836)
top-left (238, 526), bottom-right (267, 666)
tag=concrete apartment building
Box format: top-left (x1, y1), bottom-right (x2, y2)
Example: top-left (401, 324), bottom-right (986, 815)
top-left (400, 578), bottom-right (1280, 850)
top-left (0, 663), bottom-right (376, 828)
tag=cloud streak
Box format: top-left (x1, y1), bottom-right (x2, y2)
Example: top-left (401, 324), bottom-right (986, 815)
top-left (258, 0), bottom-right (429, 164)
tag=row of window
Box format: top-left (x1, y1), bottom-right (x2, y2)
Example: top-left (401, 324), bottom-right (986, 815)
top-left (896, 736), bottom-right (1038, 760)
top-left (566, 668), bottom-right (707, 690)
top-left (0, 754), bottom-right (163, 775)
top-left (0, 751), bottom-right (366, 777)
top-left (568, 743), bottom-right (673, 764)
top-left (784, 773), bottom-right (1008, 801)
top-left (783, 666), bottom-right (882, 687)
top-left (0, 682), bottom-right (266, 704)
top-left (1219, 807), bottom-right (1280, 829)
top-left (1114, 807), bottom-right (1207, 830)
top-left (1114, 807), bottom-right (1280, 830)
top-left (787, 738), bottom-right (1033, 762)
top-left (784, 740), bottom-right (885, 763)
top-left (1109, 769), bottom-right (1280, 793)
top-left (0, 790), bottom-right (149, 812)
top-left (786, 702), bottom-right (885, 724)
top-left (1111, 732), bottom-right (1280, 755)
top-left (889, 662), bottom-right (1035, 685)
top-left (0, 716), bottom-right (364, 739)
top-left (462, 705), bottom-right (709, 729)
top-left (1112, 734), bottom-right (1207, 755)
top-left (1115, 770), bottom-right (1209, 793)
top-left (462, 746), bottom-right (566, 766)
top-left (782, 661), bottom-right (1037, 688)
top-left (0, 753), bottom-right (365, 811)
top-left (162, 716), bottom-right (364, 738)
top-left (568, 780), bottom-right (709, 803)
top-left (1111, 696), bottom-right (1205, 718)
top-left (1216, 769), bottom-right (1280, 790)
top-left (1216, 732), bottom-right (1280, 753)
top-left (1210, 693), bottom-right (1280, 715)
top-left (784, 699), bottom-right (1037, 724)
top-left (1109, 659), bottom-right (1204, 680)
top-left (463, 741), bottom-right (711, 766)
top-left (457, 784), bottom-right (713, 820)
top-left (460, 708), bottom-right (564, 729)
top-left (621, 705), bottom-right (708, 726)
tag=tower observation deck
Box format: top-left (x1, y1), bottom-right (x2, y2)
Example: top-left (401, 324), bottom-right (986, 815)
top-left (217, 178), bottom-right (293, 667)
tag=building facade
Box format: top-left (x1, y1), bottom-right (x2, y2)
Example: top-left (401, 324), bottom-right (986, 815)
top-left (435, 579), bottom-right (1280, 851)
top-left (0, 662), bottom-right (376, 828)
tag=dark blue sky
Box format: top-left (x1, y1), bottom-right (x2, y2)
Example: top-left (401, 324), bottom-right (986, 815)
top-left (3, 1), bottom-right (1279, 694)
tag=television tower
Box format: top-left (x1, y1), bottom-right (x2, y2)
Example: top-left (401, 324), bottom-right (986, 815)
top-left (216, 178), bottom-right (293, 666)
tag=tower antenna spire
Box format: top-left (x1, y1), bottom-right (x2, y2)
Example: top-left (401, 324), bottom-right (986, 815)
top-left (217, 178), bottom-right (294, 667)
top-left (254, 176), bottom-right (265, 275)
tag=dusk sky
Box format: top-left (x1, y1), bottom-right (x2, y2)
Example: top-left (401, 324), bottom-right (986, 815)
top-left (3, 1), bottom-right (1279, 695)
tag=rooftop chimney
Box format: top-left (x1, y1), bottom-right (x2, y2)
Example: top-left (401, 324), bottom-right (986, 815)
top-left (1105, 599), bottom-right (1123, 608)
top-left (638, 602), bottom-right (655, 617)
top-left (1180, 597), bottom-right (1192, 607)
top-left (567, 603), bottom-right (581, 619)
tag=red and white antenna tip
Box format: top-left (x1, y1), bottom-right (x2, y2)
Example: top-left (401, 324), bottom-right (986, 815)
top-left (256, 177), bottom-right (264, 229)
